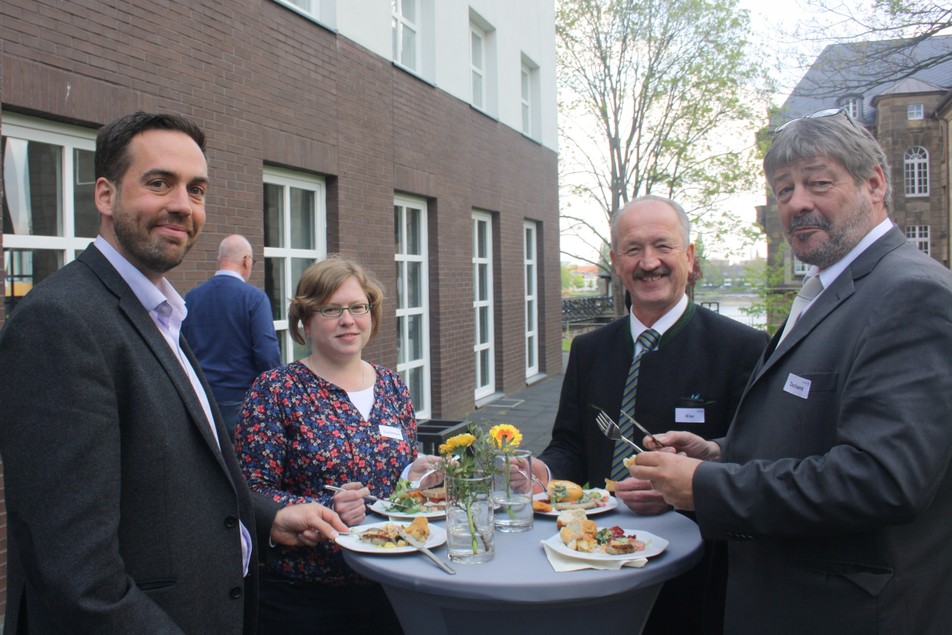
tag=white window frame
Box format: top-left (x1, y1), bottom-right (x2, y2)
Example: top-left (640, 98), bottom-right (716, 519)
top-left (472, 211), bottom-right (495, 400)
top-left (262, 168), bottom-right (327, 362)
top-left (470, 23), bottom-right (486, 110)
top-left (271, 0), bottom-right (336, 29)
top-left (792, 257), bottom-right (810, 277)
top-left (904, 146), bottom-right (929, 196)
top-left (520, 54), bottom-right (541, 140)
top-left (394, 194), bottom-right (431, 419)
top-left (2, 114), bottom-right (97, 314)
top-left (906, 225), bottom-right (930, 255)
top-left (392, 0), bottom-right (420, 73)
top-left (843, 97), bottom-right (861, 119)
top-left (524, 221), bottom-right (540, 378)
top-left (907, 103), bottom-right (924, 120)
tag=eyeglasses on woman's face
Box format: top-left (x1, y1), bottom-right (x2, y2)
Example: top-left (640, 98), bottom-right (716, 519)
top-left (314, 303), bottom-right (373, 318)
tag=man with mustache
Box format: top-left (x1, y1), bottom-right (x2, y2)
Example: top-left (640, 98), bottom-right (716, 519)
top-left (533, 195), bottom-right (768, 633)
top-left (631, 111), bottom-right (952, 633)
top-left (0, 112), bottom-right (348, 634)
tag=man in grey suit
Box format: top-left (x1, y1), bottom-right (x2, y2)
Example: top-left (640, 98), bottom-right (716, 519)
top-left (0, 112), bottom-right (347, 634)
top-left (632, 110), bottom-right (952, 633)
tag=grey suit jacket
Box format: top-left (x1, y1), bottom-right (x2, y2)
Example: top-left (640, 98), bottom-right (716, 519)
top-left (694, 227), bottom-right (952, 634)
top-left (0, 245), bottom-right (281, 634)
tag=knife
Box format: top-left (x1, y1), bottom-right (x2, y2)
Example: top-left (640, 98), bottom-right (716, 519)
top-left (397, 528), bottom-right (456, 575)
top-left (324, 484), bottom-right (381, 503)
top-left (620, 411), bottom-right (666, 449)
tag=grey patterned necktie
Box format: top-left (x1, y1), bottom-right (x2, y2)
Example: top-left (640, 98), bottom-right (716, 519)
top-left (611, 328), bottom-right (660, 481)
top-left (777, 274), bottom-right (824, 345)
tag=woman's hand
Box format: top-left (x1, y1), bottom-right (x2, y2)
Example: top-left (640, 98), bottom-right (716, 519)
top-left (407, 454), bottom-right (444, 489)
top-left (331, 481), bottom-right (369, 526)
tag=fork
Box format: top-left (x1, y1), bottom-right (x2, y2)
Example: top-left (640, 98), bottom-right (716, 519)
top-left (595, 410), bottom-right (644, 454)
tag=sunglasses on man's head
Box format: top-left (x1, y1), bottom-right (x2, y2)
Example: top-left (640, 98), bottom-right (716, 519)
top-left (773, 108), bottom-right (860, 134)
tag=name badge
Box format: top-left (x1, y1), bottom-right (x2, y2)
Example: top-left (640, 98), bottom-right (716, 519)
top-left (675, 408), bottom-right (705, 423)
top-left (783, 373), bottom-right (811, 399)
top-left (379, 424), bottom-right (404, 441)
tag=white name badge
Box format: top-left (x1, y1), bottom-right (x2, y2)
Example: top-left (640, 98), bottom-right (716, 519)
top-left (675, 408), bottom-right (705, 423)
top-left (378, 424), bottom-right (404, 441)
top-left (783, 373), bottom-right (812, 399)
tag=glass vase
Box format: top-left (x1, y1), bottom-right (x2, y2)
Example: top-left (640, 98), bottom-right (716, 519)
top-left (492, 449), bottom-right (534, 532)
top-left (445, 472), bottom-right (495, 564)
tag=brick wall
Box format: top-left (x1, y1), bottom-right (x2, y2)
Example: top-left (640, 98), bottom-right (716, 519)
top-left (0, 0), bottom-right (561, 619)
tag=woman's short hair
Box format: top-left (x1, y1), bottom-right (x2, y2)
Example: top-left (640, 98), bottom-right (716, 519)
top-left (289, 254), bottom-right (384, 345)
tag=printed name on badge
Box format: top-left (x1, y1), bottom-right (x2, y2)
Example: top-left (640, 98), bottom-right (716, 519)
top-left (675, 408), bottom-right (705, 423)
top-left (378, 424), bottom-right (404, 440)
top-left (783, 373), bottom-right (812, 399)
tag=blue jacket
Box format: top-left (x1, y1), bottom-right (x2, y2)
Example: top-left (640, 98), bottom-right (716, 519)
top-left (183, 272), bottom-right (282, 403)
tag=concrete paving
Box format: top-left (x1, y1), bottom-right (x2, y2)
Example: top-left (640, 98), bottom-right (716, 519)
top-left (462, 352), bottom-right (568, 456)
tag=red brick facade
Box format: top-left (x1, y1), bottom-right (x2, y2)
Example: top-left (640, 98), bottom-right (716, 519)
top-left (0, 0), bottom-right (561, 618)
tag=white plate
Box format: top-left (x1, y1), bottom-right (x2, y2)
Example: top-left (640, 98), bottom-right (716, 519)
top-left (533, 490), bottom-right (619, 516)
top-left (542, 528), bottom-right (668, 560)
top-left (368, 499), bottom-right (446, 520)
top-left (336, 521), bottom-right (448, 554)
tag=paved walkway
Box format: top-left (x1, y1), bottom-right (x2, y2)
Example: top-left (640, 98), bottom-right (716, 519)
top-left (463, 353), bottom-right (567, 456)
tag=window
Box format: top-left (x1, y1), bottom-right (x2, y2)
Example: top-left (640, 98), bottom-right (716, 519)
top-left (907, 104), bottom-right (924, 120)
top-left (524, 222), bottom-right (540, 378)
top-left (263, 168), bottom-right (326, 361)
top-left (904, 146), bottom-right (929, 196)
top-left (906, 225), bottom-right (930, 255)
top-left (472, 212), bottom-right (495, 400)
top-left (470, 24), bottom-right (486, 110)
top-left (792, 258), bottom-right (810, 277)
top-left (520, 54), bottom-right (541, 139)
top-left (272, 0), bottom-right (336, 28)
top-left (2, 115), bottom-right (97, 318)
top-left (392, 0), bottom-right (420, 72)
top-left (842, 97), bottom-right (861, 119)
top-left (394, 195), bottom-right (430, 418)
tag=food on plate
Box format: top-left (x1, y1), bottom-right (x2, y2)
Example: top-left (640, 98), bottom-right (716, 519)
top-left (532, 499), bottom-right (553, 513)
top-left (356, 518), bottom-right (430, 549)
top-left (557, 510), bottom-right (598, 552)
top-left (559, 521), bottom-right (647, 555)
top-left (540, 481), bottom-right (611, 510)
top-left (555, 508), bottom-right (588, 528)
top-left (387, 479), bottom-right (446, 514)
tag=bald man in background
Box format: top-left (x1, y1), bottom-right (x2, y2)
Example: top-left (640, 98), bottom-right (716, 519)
top-left (183, 234), bottom-right (282, 437)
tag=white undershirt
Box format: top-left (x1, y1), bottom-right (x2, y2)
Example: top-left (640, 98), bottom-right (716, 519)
top-left (348, 385), bottom-right (375, 420)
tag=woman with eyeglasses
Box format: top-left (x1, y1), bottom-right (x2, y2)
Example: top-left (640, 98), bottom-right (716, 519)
top-left (234, 254), bottom-right (437, 635)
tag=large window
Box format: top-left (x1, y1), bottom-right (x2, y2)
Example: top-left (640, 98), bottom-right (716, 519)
top-left (524, 221), bottom-right (540, 378)
top-left (394, 195), bottom-right (431, 418)
top-left (2, 115), bottom-right (97, 318)
top-left (263, 168), bottom-right (326, 361)
top-left (473, 212), bottom-right (495, 400)
top-left (906, 225), bottom-right (930, 255)
top-left (904, 146), bottom-right (929, 196)
top-left (392, 0), bottom-right (420, 72)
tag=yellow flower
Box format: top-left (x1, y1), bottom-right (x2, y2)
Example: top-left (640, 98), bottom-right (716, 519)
top-left (439, 432), bottom-right (476, 456)
top-left (489, 424), bottom-right (523, 450)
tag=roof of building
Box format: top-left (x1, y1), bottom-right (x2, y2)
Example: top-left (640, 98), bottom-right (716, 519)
top-left (775, 34), bottom-right (952, 125)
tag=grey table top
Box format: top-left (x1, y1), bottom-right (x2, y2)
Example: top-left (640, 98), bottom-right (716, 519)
top-left (342, 502), bottom-right (704, 606)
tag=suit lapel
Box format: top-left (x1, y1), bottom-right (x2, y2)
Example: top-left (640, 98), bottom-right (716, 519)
top-left (79, 246), bottom-right (230, 471)
top-left (751, 227), bottom-right (907, 382)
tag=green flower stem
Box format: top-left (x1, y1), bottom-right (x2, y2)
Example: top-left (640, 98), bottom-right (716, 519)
top-left (504, 454), bottom-right (516, 519)
top-left (465, 495), bottom-right (478, 554)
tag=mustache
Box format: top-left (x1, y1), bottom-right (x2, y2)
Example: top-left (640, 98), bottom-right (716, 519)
top-left (787, 214), bottom-right (832, 235)
top-left (636, 267), bottom-right (670, 279)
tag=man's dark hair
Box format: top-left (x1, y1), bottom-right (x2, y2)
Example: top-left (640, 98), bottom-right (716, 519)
top-left (95, 111), bottom-right (207, 183)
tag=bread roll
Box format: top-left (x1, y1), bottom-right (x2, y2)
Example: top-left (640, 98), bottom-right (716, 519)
top-left (555, 508), bottom-right (587, 529)
top-left (547, 479), bottom-right (583, 503)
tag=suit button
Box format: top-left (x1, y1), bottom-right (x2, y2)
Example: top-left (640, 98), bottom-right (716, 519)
top-left (230, 586), bottom-right (242, 599)
top-left (224, 516), bottom-right (238, 528)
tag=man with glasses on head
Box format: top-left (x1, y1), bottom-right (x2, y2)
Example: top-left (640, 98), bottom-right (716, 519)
top-left (632, 110), bottom-right (952, 633)
top-left (183, 233), bottom-right (282, 437)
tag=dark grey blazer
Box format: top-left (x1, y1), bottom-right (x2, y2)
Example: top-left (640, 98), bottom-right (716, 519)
top-left (695, 227), bottom-right (952, 634)
top-left (0, 245), bottom-right (280, 634)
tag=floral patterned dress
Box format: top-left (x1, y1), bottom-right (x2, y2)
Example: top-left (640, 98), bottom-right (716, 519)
top-left (235, 361), bottom-right (417, 585)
